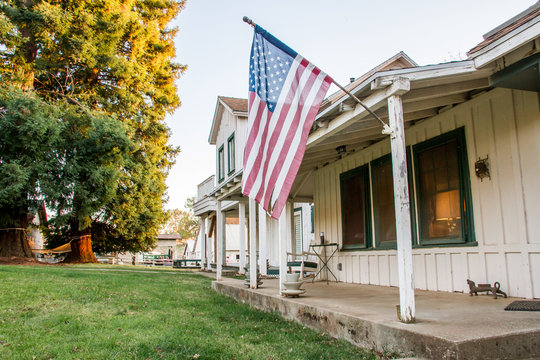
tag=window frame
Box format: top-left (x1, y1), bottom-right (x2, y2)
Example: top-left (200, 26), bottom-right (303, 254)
top-left (227, 133), bottom-right (235, 175)
top-left (340, 165), bottom-right (371, 250)
top-left (217, 144), bottom-right (225, 183)
top-left (412, 127), bottom-right (475, 246)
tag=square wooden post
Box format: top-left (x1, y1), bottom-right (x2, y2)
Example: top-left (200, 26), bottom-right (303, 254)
top-left (388, 94), bottom-right (415, 323)
top-left (238, 201), bottom-right (247, 274)
top-left (278, 201), bottom-right (292, 294)
top-left (200, 217), bottom-right (206, 271)
top-left (216, 201), bottom-right (223, 281)
top-left (258, 204), bottom-right (268, 276)
top-left (249, 198), bottom-right (258, 289)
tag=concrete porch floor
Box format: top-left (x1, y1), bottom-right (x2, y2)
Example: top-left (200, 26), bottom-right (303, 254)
top-left (211, 276), bottom-right (540, 359)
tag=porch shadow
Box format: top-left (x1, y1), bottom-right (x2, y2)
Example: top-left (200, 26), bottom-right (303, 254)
top-left (212, 278), bottom-right (540, 359)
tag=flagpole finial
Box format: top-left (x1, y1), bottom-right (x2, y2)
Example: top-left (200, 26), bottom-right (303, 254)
top-left (243, 16), bottom-right (256, 27)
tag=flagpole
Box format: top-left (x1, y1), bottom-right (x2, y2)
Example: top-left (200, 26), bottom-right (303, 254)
top-left (242, 16), bottom-right (389, 130)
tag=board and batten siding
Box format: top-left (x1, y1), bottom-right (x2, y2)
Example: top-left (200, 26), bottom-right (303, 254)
top-left (313, 88), bottom-right (540, 298)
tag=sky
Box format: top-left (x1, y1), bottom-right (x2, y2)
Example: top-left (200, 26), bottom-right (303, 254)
top-left (164, 0), bottom-right (536, 210)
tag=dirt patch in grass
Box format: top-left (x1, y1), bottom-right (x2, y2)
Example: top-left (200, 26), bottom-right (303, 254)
top-left (0, 256), bottom-right (66, 266)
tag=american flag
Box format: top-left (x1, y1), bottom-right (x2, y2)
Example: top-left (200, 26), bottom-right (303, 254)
top-left (242, 25), bottom-right (332, 219)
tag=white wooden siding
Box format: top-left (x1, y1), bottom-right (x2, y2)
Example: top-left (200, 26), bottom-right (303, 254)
top-left (313, 88), bottom-right (540, 298)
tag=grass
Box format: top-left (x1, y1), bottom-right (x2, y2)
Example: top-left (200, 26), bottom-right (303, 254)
top-left (0, 265), bottom-right (381, 360)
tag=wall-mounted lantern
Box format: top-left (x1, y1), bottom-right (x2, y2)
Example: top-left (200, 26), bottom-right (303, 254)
top-left (475, 155), bottom-right (490, 181)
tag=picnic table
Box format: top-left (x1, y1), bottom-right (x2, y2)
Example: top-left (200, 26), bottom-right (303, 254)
top-left (173, 259), bottom-right (201, 269)
top-left (142, 254), bottom-right (172, 266)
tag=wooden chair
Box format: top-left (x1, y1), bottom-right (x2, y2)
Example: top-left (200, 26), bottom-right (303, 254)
top-left (287, 251), bottom-right (319, 280)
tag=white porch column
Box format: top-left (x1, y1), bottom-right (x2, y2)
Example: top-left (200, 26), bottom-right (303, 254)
top-left (200, 217), bottom-right (206, 271)
top-left (248, 198), bottom-right (258, 289)
top-left (388, 94), bottom-right (415, 323)
top-left (278, 201), bottom-right (292, 293)
top-left (221, 211), bottom-right (227, 266)
top-left (205, 217), bottom-right (212, 269)
top-left (258, 204), bottom-right (268, 276)
top-left (238, 202), bottom-right (247, 274)
top-left (216, 201), bottom-right (223, 281)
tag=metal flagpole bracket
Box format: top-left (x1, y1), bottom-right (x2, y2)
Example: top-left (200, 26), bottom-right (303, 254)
top-left (381, 123), bottom-right (395, 135)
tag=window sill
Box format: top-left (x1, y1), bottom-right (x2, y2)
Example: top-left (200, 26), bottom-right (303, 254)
top-left (340, 245), bottom-right (367, 251)
top-left (338, 241), bottom-right (478, 252)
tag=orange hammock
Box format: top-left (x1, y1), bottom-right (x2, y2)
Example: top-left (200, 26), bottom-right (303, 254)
top-left (32, 241), bottom-right (72, 264)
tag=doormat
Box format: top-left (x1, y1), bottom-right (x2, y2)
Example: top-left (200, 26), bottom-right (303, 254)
top-left (504, 301), bottom-right (540, 311)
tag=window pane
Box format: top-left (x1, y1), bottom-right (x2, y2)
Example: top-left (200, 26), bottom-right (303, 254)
top-left (372, 161), bottom-right (396, 245)
top-left (417, 139), bottom-right (462, 241)
top-left (218, 147), bottom-right (224, 180)
top-left (228, 136), bottom-right (235, 173)
top-left (341, 171), bottom-right (366, 247)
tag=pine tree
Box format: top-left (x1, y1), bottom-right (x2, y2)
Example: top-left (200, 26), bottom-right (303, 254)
top-left (0, 0), bottom-right (185, 260)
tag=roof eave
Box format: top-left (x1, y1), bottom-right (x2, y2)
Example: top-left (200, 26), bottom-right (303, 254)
top-left (316, 60), bottom-right (477, 122)
top-left (468, 15), bottom-right (540, 68)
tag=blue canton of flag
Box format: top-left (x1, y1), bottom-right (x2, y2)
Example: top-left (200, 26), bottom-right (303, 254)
top-left (249, 27), bottom-right (296, 112)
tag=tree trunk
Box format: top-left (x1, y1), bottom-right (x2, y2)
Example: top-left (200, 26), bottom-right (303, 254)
top-left (0, 228), bottom-right (32, 258)
top-left (19, 0), bottom-right (37, 91)
top-left (64, 234), bottom-right (98, 263)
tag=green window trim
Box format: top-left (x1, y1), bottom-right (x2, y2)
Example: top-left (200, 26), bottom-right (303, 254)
top-left (340, 165), bottom-right (371, 250)
top-left (371, 154), bottom-right (397, 250)
top-left (227, 133), bottom-right (235, 175)
top-left (217, 145), bottom-right (225, 183)
top-left (412, 127), bottom-right (475, 246)
top-left (310, 204), bottom-right (314, 234)
top-left (293, 207), bottom-right (303, 254)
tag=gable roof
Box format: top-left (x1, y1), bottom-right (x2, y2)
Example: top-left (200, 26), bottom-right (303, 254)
top-left (319, 51), bottom-right (417, 113)
top-left (208, 96), bottom-right (248, 145)
top-left (219, 96), bottom-right (248, 113)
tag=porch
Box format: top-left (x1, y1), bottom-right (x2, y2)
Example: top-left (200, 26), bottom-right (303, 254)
top-left (212, 277), bottom-right (540, 359)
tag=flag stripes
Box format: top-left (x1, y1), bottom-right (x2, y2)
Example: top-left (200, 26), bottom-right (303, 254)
top-left (242, 25), bottom-right (332, 219)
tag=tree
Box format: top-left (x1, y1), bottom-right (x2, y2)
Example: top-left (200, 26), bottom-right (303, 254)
top-left (0, 85), bottom-right (131, 259)
top-left (162, 197), bottom-right (199, 240)
top-left (0, 0), bottom-right (185, 260)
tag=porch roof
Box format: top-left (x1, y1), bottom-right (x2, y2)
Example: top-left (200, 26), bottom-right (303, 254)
top-left (290, 60), bottom-right (494, 200)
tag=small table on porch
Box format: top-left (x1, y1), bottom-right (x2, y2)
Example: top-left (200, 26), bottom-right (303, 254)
top-left (309, 243), bottom-right (338, 284)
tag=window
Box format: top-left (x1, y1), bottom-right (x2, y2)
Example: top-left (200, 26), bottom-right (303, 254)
top-left (340, 165), bottom-right (370, 249)
top-left (338, 127), bottom-right (474, 250)
top-left (293, 208), bottom-right (303, 254)
top-left (227, 133), bottom-right (235, 175)
top-left (371, 156), bottom-right (397, 248)
top-left (218, 145), bottom-right (225, 182)
top-left (413, 128), bottom-right (474, 245)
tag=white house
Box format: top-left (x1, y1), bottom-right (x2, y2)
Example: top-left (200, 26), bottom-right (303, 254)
top-left (196, 4), bottom-right (540, 323)
top-left (292, 3), bottom-right (540, 312)
top-left (193, 96), bottom-right (314, 274)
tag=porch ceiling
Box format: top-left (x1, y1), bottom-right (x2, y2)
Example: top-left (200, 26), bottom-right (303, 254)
top-left (292, 62), bottom-right (494, 196)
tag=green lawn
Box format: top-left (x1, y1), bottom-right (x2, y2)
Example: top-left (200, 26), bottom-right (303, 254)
top-left (0, 265), bottom-right (381, 360)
